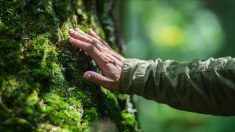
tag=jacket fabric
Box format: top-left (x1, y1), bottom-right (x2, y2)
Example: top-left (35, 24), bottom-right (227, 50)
top-left (119, 57), bottom-right (235, 116)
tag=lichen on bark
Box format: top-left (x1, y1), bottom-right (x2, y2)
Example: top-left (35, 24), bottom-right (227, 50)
top-left (0, 0), bottom-right (137, 131)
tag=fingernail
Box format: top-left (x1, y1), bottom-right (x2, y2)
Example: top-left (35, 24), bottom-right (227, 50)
top-left (83, 73), bottom-right (91, 79)
top-left (69, 29), bottom-right (74, 33)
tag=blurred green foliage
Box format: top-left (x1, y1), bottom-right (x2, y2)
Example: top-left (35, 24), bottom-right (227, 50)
top-left (121, 0), bottom-right (235, 132)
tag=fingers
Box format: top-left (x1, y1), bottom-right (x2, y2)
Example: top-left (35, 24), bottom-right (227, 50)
top-left (69, 36), bottom-right (106, 64)
top-left (68, 27), bottom-right (123, 65)
top-left (69, 38), bottom-right (99, 58)
top-left (75, 28), bottom-right (86, 35)
top-left (91, 35), bottom-right (121, 59)
top-left (74, 28), bottom-right (100, 43)
top-left (69, 29), bottom-right (93, 44)
top-left (69, 37), bottom-right (90, 50)
top-left (88, 29), bottom-right (101, 40)
top-left (87, 28), bottom-right (111, 48)
top-left (83, 71), bottom-right (114, 90)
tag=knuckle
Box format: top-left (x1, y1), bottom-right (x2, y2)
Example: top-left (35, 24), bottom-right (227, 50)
top-left (85, 45), bottom-right (94, 52)
top-left (91, 39), bottom-right (98, 45)
top-left (93, 74), bottom-right (98, 80)
top-left (91, 39), bottom-right (103, 49)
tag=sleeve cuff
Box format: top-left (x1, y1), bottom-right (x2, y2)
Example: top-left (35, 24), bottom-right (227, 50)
top-left (118, 58), bottom-right (150, 95)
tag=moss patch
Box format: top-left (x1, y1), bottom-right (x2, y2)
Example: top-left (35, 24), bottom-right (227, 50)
top-left (0, 0), bottom-right (137, 131)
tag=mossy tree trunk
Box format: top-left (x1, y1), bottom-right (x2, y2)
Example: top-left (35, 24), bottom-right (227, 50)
top-left (0, 0), bottom-right (137, 131)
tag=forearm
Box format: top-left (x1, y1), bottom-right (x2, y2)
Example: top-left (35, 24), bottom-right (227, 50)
top-left (119, 57), bottom-right (235, 116)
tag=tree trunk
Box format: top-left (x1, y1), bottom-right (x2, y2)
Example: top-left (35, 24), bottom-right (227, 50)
top-left (0, 0), bottom-right (137, 131)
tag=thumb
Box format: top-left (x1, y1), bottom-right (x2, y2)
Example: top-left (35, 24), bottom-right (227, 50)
top-left (83, 71), bottom-right (113, 89)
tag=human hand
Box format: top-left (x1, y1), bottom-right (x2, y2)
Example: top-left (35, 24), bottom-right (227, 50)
top-left (68, 28), bottom-right (125, 91)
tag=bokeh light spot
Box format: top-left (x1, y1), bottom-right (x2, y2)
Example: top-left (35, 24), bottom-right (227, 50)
top-left (155, 25), bottom-right (184, 47)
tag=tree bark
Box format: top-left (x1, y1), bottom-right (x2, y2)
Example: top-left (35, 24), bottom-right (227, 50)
top-left (0, 0), bottom-right (137, 131)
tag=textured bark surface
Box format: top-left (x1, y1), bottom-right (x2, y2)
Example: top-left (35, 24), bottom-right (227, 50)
top-left (0, 0), bottom-right (137, 131)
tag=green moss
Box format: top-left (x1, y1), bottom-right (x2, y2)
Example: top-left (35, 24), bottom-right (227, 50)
top-left (0, 0), bottom-right (138, 131)
top-left (121, 110), bottom-right (137, 131)
top-left (0, 20), bottom-right (6, 30)
top-left (85, 107), bottom-right (99, 121)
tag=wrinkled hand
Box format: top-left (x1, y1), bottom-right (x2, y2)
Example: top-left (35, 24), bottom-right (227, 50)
top-left (68, 28), bottom-right (125, 91)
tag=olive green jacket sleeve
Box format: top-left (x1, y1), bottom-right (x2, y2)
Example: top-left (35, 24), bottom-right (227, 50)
top-left (119, 57), bottom-right (235, 116)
